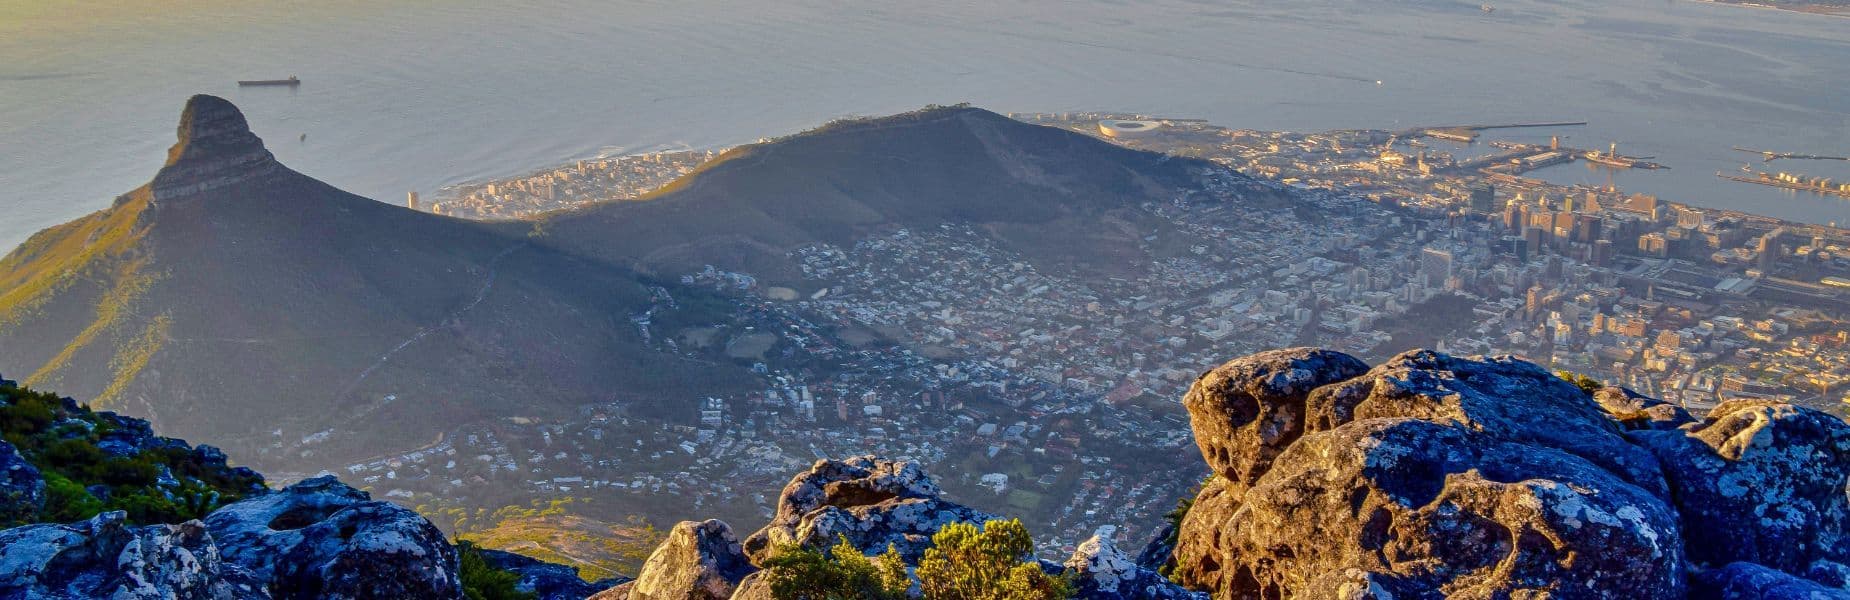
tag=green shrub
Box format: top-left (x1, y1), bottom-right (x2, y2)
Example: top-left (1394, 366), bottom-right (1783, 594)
top-left (763, 536), bottom-right (908, 600)
top-left (1, 379), bottom-right (262, 526)
top-left (39, 473), bottom-right (103, 523)
top-left (916, 519), bottom-right (1071, 600)
top-left (458, 541), bottom-right (536, 600)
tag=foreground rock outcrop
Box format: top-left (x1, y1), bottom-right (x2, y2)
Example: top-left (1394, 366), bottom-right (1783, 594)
top-left (1166, 347), bottom-right (1850, 599)
top-left (203, 476), bottom-right (462, 599)
top-left (2, 371), bottom-right (626, 600)
top-left (1635, 400), bottom-right (1850, 573)
top-left (0, 440), bottom-right (43, 525)
top-left (741, 456), bottom-right (997, 564)
top-left (593, 519), bottom-right (754, 600)
top-left (0, 511), bottom-right (269, 599)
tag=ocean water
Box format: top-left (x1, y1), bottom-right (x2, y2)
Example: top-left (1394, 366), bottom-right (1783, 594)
top-left (4, 0), bottom-right (1849, 251)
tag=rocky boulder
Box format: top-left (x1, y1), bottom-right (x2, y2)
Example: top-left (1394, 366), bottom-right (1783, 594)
top-left (1195, 418), bottom-right (1684, 598)
top-left (1303, 349), bottom-right (1668, 496)
top-left (1633, 400), bottom-right (1850, 573)
top-left (1065, 526), bottom-right (1203, 600)
top-left (0, 510), bottom-right (269, 599)
top-left (1183, 347), bottom-right (1368, 497)
top-left (1691, 561), bottom-right (1850, 600)
top-left (203, 476), bottom-right (460, 599)
top-left (1, 439), bottom-right (44, 526)
top-left (741, 456), bottom-right (995, 563)
top-left (1595, 386), bottom-right (1697, 431)
top-left (592, 519), bottom-right (753, 600)
top-left (1167, 478), bottom-right (1237, 588)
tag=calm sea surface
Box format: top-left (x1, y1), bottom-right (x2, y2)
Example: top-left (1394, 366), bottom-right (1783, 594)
top-left (4, 0), bottom-right (1849, 251)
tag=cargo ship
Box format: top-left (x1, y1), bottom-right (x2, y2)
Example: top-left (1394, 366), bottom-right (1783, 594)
top-left (238, 76), bottom-right (300, 87)
top-left (1716, 169), bottom-right (1850, 199)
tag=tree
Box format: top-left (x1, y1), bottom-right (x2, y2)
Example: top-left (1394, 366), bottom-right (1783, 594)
top-left (763, 537), bottom-right (908, 600)
top-left (915, 519), bottom-right (1071, 600)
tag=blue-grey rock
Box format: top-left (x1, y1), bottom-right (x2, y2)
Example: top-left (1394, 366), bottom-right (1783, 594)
top-left (1064, 526), bottom-right (1204, 600)
top-left (1633, 400), bottom-right (1850, 573)
top-left (741, 456), bottom-right (996, 564)
top-left (1692, 561), bottom-right (1850, 599)
top-left (204, 476), bottom-right (459, 599)
top-left (0, 439), bottom-right (44, 526)
top-left (1304, 349), bottom-right (1669, 497)
top-left (0, 510), bottom-right (269, 599)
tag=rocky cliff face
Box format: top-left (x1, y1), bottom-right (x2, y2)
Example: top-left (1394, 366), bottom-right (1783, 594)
top-left (148, 95), bottom-right (283, 200)
top-left (1164, 348), bottom-right (1850, 599)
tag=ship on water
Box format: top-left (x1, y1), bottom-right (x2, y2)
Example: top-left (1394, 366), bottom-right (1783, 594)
top-left (1583, 142), bottom-right (1636, 169)
top-left (238, 75), bottom-right (300, 87)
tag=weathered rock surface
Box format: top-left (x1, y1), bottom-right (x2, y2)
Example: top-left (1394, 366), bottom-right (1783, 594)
top-left (1691, 562), bottom-right (1850, 600)
top-left (598, 519), bottom-right (753, 600)
top-left (479, 548), bottom-right (631, 600)
top-left (1167, 477), bottom-right (1237, 588)
top-left (0, 439), bottom-right (44, 526)
top-left (1594, 386), bottom-right (1696, 431)
top-left (0, 510), bottom-right (269, 599)
top-left (1183, 348), bottom-right (1368, 498)
top-left (1304, 349), bottom-right (1668, 496)
top-left (1168, 347), bottom-right (1850, 598)
top-left (203, 476), bottom-right (460, 599)
top-left (1207, 418), bottom-right (1683, 598)
top-left (1634, 400), bottom-right (1850, 573)
top-left (742, 456), bottom-right (995, 563)
top-left (1066, 526), bottom-right (1204, 600)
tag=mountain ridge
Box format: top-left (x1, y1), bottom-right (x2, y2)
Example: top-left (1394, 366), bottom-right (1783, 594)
top-left (0, 96), bottom-right (1226, 471)
top-left (0, 96), bottom-right (754, 468)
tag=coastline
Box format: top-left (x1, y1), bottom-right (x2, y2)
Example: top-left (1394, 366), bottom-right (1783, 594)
top-left (1690, 0), bottom-right (1850, 18)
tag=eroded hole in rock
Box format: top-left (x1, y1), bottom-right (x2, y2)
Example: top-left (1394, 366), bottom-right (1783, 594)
top-left (42, 545), bottom-right (101, 590)
top-left (1359, 507), bottom-right (1393, 552)
top-left (1369, 453), bottom-right (1448, 508)
top-left (823, 480), bottom-right (900, 507)
top-left (1229, 394), bottom-right (1260, 427)
top-left (269, 505), bottom-right (341, 530)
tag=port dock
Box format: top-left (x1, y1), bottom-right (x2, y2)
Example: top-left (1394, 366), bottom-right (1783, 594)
top-left (1401, 121), bottom-right (1588, 143)
top-left (1718, 170), bottom-right (1850, 199)
top-left (1733, 147), bottom-right (1850, 162)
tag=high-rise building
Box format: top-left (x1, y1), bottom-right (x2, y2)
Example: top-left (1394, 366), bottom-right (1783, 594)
top-left (1421, 248), bottom-right (1454, 288)
top-left (1756, 229), bottom-right (1784, 273)
top-left (406, 191), bottom-right (420, 211)
top-left (1593, 239), bottom-right (1614, 267)
top-left (1470, 184), bottom-right (1500, 214)
top-left (1524, 227), bottom-right (1545, 257)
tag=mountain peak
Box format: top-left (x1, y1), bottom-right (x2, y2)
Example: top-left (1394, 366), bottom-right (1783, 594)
top-left (151, 95), bottom-right (281, 199)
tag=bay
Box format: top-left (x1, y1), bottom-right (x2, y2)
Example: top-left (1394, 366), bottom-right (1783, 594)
top-left (4, 0), bottom-right (1849, 251)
